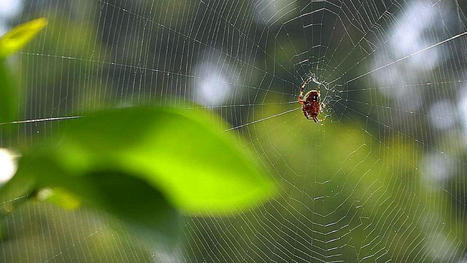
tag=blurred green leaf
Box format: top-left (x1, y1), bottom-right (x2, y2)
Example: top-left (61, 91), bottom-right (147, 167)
top-left (54, 106), bottom-right (277, 214)
top-left (1, 105), bottom-right (276, 244)
top-left (0, 18), bottom-right (47, 58)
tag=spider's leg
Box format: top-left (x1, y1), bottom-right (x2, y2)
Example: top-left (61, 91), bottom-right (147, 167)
top-left (299, 87), bottom-right (305, 101)
top-left (302, 108), bottom-right (310, 119)
top-left (321, 102), bottom-right (327, 110)
top-left (312, 116), bottom-right (319, 123)
top-left (299, 75), bottom-right (313, 99)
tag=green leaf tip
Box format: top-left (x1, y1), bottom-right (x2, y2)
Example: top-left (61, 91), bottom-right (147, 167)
top-left (0, 17), bottom-right (48, 58)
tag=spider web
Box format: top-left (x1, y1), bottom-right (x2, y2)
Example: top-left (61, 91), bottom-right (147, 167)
top-left (1, 0), bottom-right (467, 262)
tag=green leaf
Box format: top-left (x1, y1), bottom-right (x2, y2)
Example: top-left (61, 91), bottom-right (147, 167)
top-left (56, 106), bottom-right (277, 214)
top-left (1, 105), bottom-right (276, 244)
top-left (0, 18), bottom-right (48, 58)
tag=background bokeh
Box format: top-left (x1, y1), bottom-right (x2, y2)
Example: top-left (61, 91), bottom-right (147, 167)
top-left (1, 0), bottom-right (467, 262)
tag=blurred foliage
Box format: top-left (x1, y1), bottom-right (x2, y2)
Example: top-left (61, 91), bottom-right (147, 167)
top-left (0, 17), bottom-right (276, 252)
top-left (256, 101), bottom-right (465, 261)
top-left (0, 18), bottom-right (47, 59)
top-left (183, 100), bottom-right (466, 262)
top-left (0, 18), bottom-right (47, 124)
top-left (0, 62), bottom-right (16, 124)
top-left (1, 202), bottom-right (155, 263)
top-left (2, 105), bottom-right (276, 208)
top-left (37, 187), bottom-right (81, 210)
top-left (21, 14), bottom-right (109, 115)
top-left (1, 105), bottom-right (277, 246)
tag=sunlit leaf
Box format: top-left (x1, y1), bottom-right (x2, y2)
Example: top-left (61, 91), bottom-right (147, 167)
top-left (0, 18), bottom-right (48, 58)
top-left (55, 106), bottom-right (277, 214)
top-left (1, 105), bottom-right (276, 244)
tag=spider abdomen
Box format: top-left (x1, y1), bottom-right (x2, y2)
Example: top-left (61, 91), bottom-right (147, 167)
top-left (301, 90), bottom-right (321, 122)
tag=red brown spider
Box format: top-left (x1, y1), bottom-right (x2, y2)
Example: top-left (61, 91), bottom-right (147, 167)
top-left (298, 76), bottom-right (326, 123)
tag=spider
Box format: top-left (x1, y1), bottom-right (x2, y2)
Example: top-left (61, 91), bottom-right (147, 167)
top-left (298, 75), bottom-right (326, 123)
